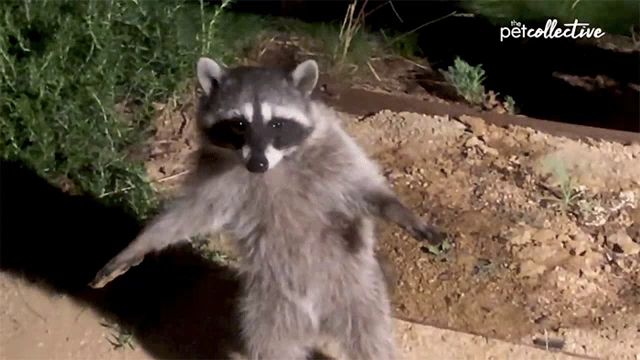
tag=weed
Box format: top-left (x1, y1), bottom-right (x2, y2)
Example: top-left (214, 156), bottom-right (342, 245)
top-left (191, 236), bottom-right (231, 265)
top-left (269, 14), bottom-right (377, 76)
top-left (100, 321), bottom-right (135, 351)
top-left (338, 0), bottom-right (369, 67)
top-left (201, 0), bottom-right (235, 55)
top-left (202, 248), bottom-right (230, 264)
top-left (215, 12), bottom-right (269, 62)
top-left (384, 10), bottom-right (456, 56)
top-left (386, 31), bottom-right (422, 58)
top-left (541, 156), bottom-right (582, 212)
top-left (505, 95), bottom-right (517, 114)
top-left (422, 237), bottom-right (453, 259)
top-left (472, 258), bottom-right (497, 277)
top-left (440, 57), bottom-right (487, 106)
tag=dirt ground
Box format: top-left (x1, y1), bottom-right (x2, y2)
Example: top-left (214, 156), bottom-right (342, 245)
top-left (118, 99), bottom-right (640, 359)
top-left (0, 270), bottom-right (583, 360)
top-left (347, 111), bottom-right (640, 358)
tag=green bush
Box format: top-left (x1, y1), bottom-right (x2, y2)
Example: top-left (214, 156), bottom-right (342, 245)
top-left (0, 0), bottom-right (243, 219)
top-left (441, 57), bottom-right (487, 106)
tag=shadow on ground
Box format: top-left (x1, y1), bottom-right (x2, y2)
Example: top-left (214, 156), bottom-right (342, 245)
top-left (0, 159), bottom-right (244, 359)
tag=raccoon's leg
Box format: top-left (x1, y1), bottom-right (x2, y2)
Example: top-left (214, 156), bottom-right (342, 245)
top-left (239, 290), bottom-right (316, 360)
top-left (89, 194), bottom-right (232, 289)
top-left (375, 252), bottom-right (397, 297)
top-left (241, 321), bottom-right (316, 360)
top-left (364, 190), bottom-right (446, 246)
top-left (322, 277), bottom-right (396, 360)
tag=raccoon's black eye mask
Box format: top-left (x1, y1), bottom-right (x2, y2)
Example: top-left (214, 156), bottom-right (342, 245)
top-left (268, 117), bottom-right (312, 149)
top-left (205, 116), bottom-right (312, 150)
top-left (205, 117), bottom-right (247, 150)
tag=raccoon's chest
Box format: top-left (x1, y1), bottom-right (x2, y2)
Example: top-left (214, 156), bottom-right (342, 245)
top-left (237, 165), bottom-right (356, 257)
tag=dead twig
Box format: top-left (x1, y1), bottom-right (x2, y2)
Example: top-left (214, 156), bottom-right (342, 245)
top-left (99, 185), bottom-right (136, 198)
top-left (400, 56), bottom-right (429, 70)
top-left (179, 110), bottom-right (190, 136)
top-left (338, 0), bottom-right (369, 65)
top-left (366, 60), bottom-right (381, 81)
top-left (99, 170), bottom-right (191, 198)
top-left (257, 35), bottom-right (277, 59)
top-left (156, 169), bottom-right (190, 184)
top-left (363, 0), bottom-right (388, 18)
top-left (387, 0), bottom-right (403, 23)
top-left (388, 11), bottom-right (457, 46)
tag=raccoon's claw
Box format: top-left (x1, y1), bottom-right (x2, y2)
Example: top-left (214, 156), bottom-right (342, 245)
top-left (410, 224), bottom-right (447, 246)
top-left (88, 255), bottom-right (144, 289)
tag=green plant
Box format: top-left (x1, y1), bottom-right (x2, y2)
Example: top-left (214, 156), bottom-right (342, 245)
top-left (541, 156), bottom-right (581, 212)
top-left (423, 238), bottom-right (453, 258)
top-left (338, 0), bottom-right (369, 67)
top-left (380, 29), bottom-right (422, 58)
top-left (192, 237), bottom-right (231, 264)
top-left (505, 95), bottom-right (516, 114)
top-left (100, 321), bottom-right (135, 351)
top-left (0, 0), bottom-right (254, 220)
top-left (441, 57), bottom-right (487, 106)
top-left (191, 234), bottom-right (233, 265)
top-left (267, 14), bottom-right (378, 76)
top-left (201, 0), bottom-right (235, 55)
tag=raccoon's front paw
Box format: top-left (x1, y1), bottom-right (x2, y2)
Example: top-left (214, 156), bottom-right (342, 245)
top-left (88, 255), bottom-right (144, 289)
top-left (410, 223), bottom-right (447, 246)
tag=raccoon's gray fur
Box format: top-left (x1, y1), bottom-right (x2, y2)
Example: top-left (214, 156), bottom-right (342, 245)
top-left (90, 57), bottom-right (445, 360)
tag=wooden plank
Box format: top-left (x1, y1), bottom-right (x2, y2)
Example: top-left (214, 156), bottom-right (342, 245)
top-left (315, 86), bottom-right (640, 145)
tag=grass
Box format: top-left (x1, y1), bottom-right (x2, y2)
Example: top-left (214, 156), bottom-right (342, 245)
top-left (423, 238), bottom-right (453, 258)
top-left (100, 321), bottom-right (135, 351)
top-left (272, 14), bottom-right (381, 75)
top-left (269, 3), bottom-right (425, 75)
top-left (337, 0), bottom-right (369, 68)
top-left (541, 156), bottom-right (582, 213)
top-left (504, 95), bottom-right (517, 114)
top-left (191, 235), bottom-right (232, 265)
top-left (0, 0), bottom-right (256, 220)
top-left (382, 30), bottom-right (422, 58)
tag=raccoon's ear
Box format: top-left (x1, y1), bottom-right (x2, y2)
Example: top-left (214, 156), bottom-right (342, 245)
top-left (291, 59), bottom-right (319, 97)
top-left (197, 57), bottom-right (226, 96)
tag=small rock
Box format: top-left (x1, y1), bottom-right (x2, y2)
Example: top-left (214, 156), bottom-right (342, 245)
top-left (626, 223), bottom-right (640, 241)
top-left (459, 115), bottom-right (488, 136)
top-left (510, 228), bottom-right (532, 246)
top-left (519, 259), bottom-right (546, 278)
top-left (483, 146), bottom-right (500, 157)
top-left (465, 136), bottom-right (483, 148)
top-left (532, 336), bottom-right (565, 350)
top-left (608, 229), bottom-right (640, 255)
top-left (533, 228), bottom-right (556, 244)
top-left (567, 231), bottom-right (592, 255)
top-left (151, 101), bottom-right (166, 111)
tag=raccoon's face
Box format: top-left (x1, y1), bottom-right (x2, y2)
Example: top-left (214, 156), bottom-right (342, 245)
top-left (196, 57), bottom-right (319, 173)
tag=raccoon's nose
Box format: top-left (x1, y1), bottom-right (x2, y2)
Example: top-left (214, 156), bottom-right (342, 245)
top-left (246, 155), bottom-right (268, 173)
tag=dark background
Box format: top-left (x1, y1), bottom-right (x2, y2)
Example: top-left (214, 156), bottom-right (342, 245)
top-left (223, 0), bottom-right (640, 132)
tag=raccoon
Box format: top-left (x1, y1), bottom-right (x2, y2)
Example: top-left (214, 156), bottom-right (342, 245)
top-left (89, 57), bottom-right (446, 360)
